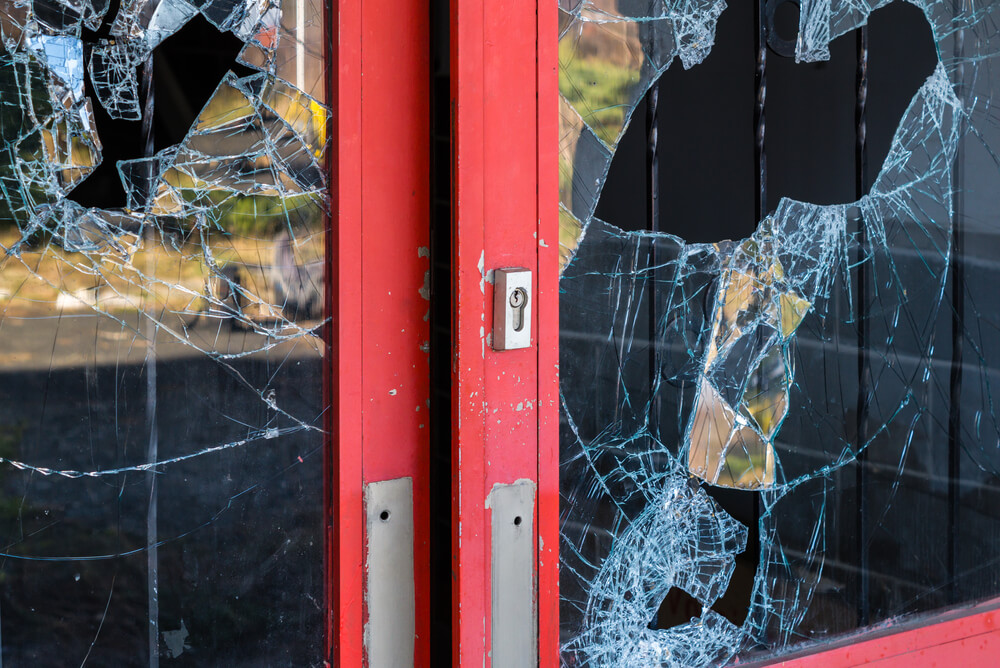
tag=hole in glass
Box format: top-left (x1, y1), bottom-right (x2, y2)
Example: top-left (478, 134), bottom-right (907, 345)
top-left (648, 587), bottom-right (702, 630)
top-left (771, 0), bottom-right (800, 43)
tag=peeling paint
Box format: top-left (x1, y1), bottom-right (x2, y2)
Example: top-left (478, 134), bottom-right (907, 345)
top-left (419, 270), bottom-right (431, 301)
top-left (478, 250), bottom-right (486, 294)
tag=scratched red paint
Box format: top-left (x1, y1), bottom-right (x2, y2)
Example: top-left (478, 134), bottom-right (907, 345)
top-left (328, 0), bottom-right (431, 664)
top-left (451, 0), bottom-right (558, 664)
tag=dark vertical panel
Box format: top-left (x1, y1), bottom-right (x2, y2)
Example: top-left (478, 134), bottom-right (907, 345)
top-left (139, 49), bottom-right (160, 668)
top-left (765, 6), bottom-right (857, 207)
top-left (657, 0), bottom-right (757, 241)
top-left (855, 22), bottom-right (871, 629)
top-left (647, 80), bottom-right (661, 435)
top-left (755, 0), bottom-right (767, 221)
top-left (647, 84), bottom-right (660, 234)
top-left (753, 0), bottom-right (768, 618)
top-left (947, 10), bottom-right (966, 605)
top-left (429, 0), bottom-right (452, 662)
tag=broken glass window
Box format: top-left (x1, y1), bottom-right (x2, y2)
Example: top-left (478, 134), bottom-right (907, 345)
top-left (559, 0), bottom-right (1000, 664)
top-left (0, 0), bottom-right (328, 662)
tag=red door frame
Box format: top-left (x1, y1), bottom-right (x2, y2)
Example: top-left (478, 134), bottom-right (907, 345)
top-left (450, 0), bottom-right (559, 665)
top-left (447, 1), bottom-right (999, 665)
top-left (327, 0), bottom-right (431, 664)
top-left (326, 1), bottom-right (1000, 666)
top-left (751, 597), bottom-right (1000, 666)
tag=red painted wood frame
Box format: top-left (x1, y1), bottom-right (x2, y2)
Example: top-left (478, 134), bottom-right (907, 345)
top-left (326, 0), bottom-right (431, 664)
top-left (450, 0), bottom-right (560, 665)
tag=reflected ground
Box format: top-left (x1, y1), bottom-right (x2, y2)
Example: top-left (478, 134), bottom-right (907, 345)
top-left (0, 308), bottom-right (325, 664)
top-left (0, 237), bottom-right (325, 664)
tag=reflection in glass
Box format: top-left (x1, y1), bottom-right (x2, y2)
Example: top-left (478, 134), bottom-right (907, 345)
top-left (0, 0), bottom-right (329, 663)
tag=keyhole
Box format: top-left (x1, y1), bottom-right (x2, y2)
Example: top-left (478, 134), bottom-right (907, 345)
top-left (510, 288), bottom-right (527, 332)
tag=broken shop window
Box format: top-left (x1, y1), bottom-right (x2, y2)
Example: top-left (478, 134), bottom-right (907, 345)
top-left (559, 0), bottom-right (1000, 665)
top-left (0, 0), bottom-right (328, 663)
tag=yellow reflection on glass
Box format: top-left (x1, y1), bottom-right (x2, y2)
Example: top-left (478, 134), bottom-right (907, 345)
top-left (688, 231), bottom-right (811, 490)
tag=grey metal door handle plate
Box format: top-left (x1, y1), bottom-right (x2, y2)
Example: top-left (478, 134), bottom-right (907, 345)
top-left (364, 477), bottom-right (415, 668)
top-left (489, 479), bottom-right (537, 666)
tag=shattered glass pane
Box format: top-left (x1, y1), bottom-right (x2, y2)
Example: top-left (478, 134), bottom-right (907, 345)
top-left (0, 0), bottom-right (328, 662)
top-left (560, 0), bottom-right (1000, 664)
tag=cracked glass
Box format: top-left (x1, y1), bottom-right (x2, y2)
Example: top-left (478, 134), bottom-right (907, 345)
top-left (0, 0), bottom-right (328, 663)
top-left (559, 0), bottom-right (1000, 665)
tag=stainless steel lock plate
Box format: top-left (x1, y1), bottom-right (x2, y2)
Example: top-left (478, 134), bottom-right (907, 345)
top-left (492, 268), bottom-right (532, 351)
